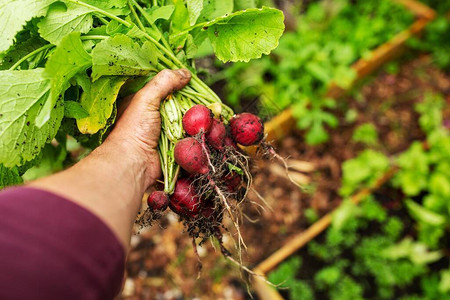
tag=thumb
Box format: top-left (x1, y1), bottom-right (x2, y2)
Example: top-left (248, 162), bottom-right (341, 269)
top-left (132, 69), bottom-right (191, 111)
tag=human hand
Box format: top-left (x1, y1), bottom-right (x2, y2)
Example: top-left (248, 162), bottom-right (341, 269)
top-left (105, 69), bottom-right (191, 189)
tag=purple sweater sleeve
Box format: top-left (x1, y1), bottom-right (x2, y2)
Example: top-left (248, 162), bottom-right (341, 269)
top-left (0, 187), bottom-right (125, 300)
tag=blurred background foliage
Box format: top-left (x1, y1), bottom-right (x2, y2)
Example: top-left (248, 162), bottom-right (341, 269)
top-left (196, 0), bottom-right (450, 299)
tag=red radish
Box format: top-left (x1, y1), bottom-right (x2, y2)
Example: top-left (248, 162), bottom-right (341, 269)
top-left (224, 136), bottom-right (238, 149)
top-left (224, 171), bottom-right (241, 193)
top-left (169, 178), bottom-right (201, 217)
top-left (182, 105), bottom-right (214, 136)
top-left (147, 191), bottom-right (169, 211)
top-left (230, 113), bottom-right (264, 146)
top-left (206, 119), bottom-right (227, 150)
top-left (174, 137), bottom-right (209, 174)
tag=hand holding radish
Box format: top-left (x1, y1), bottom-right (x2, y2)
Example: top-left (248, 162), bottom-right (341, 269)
top-left (108, 69), bottom-right (191, 188)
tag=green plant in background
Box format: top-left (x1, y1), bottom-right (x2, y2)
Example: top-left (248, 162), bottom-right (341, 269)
top-left (217, 0), bottom-right (414, 144)
top-left (270, 195), bottom-right (446, 300)
top-left (352, 123), bottom-right (379, 146)
top-left (409, 1), bottom-right (450, 70)
top-left (268, 92), bottom-right (450, 299)
top-left (268, 257), bottom-right (314, 300)
top-left (393, 93), bottom-right (450, 250)
top-left (339, 149), bottom-right (390, 197)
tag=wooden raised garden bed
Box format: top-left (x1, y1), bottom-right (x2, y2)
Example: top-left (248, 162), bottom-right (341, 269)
top-left (252, 1), bottom-right (436, 299)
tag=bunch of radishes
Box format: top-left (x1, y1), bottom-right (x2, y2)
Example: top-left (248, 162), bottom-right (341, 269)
top-left (141, 104), bottom-right (264, 242)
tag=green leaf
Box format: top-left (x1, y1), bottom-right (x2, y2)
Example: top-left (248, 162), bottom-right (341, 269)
top-left (77, 76), bottom-right (127, 134)
top-left (145, 5), bottom-right (175, 23)
top-left (0, 69), bottom-right (63, 167)
top-left (439, 269), bottom-right (450, 294)
top-left (187, 0), bottom-right (203, 26)
top-left (185, 34), bottom-right (198, 58)
top-left (64, 100), bottom-right (89, 119)
top-left (305, 61), bottom-right (331, 83)
top-left (405, 199), bottom-right (447, 227)
top-left (21, 143), bottom-right (66, 181)
top-left (204, 7), bottom-right (285, 62)
top-left (0, 164), bottom-right (23, 189)
top-left (305, 121), bottom-right (329, 145)
top-left (0, 36), bottom-right (48, 70)
top-left (290, 280), bottom-right (314, 300)
top-left (234, 0), bottom-right (257, 11)
top-left (171, 0), bottom-right (190, 32)
top-left (352, 123), bottom-right (378, 146)
top-left (36, 32), bottom-right (91, 127)
top-left (38, 2), bottom-right (94, 45)
top-left (381, 237), bottom-right (443, 266)
top-left (332, 198), bottom-right (359, 230)
top-left (268, 257), bottom-right (302, 287)
top-left (340, 150), bottom-right (390, 196)
top-left (86, 0), bottom-right (127, 9)
top-left (198, 0), bottom-right (234, 22)
top-left (0, 0), bottom-right (54, 53)
top-left (91, 35), bottom-right (158, 80)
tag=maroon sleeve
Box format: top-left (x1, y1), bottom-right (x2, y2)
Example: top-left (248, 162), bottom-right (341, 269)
top-left (0, 187), bottom-right (125, 300)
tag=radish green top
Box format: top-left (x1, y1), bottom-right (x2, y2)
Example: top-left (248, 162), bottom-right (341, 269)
top-left (0, 0), bottom-right (284, 191)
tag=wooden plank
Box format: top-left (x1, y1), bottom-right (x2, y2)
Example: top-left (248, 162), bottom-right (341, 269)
top-left (394, 0), bottom-right (436, 19)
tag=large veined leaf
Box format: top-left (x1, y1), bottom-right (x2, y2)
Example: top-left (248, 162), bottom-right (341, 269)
top-left (37, 0), bottom-right (131, 45)
top-left (77, 76), bottom-right (127, 134)
top-left (0, 0), bottom-right (55, 53)
top-left (0, 69), bottom-right (63, 167)
top-left (38, 2), bottom-right (95, 45)
top-left (91, 35), bottom-right (158, 80)
top-left (36, 32), bottom-right (91, 127)
top-left (204, 7), bottom-right (284, 62)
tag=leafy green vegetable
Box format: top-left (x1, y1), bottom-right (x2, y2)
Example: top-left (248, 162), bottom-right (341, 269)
top-left (77, 76), bottom-right (127, 134)
top-left (21, 143), bottom-right (67, 181)
top-left (0, 68), bottom-right (63, 167)
top-left (64, 100), bottom-right (89, 119)
top-left (381, 237), bottom-right (443, 265)
top-left (37, 32), bottom-right (92, 126)
top-left (352, 123), bottom-right (379, 146)
top-left (204, 7), bottom-right (284, 62)
top-left (38, 2), bottom-right (95, 45)
top-left (197, 0), bottom-right (234, 23)
top-left (0, 0), bottom-right (54, 52)
top-left (0, 164), bottom-right (23, 189)
top-left (340, 149), bottom-right (390, 196)
top-left (91, 35), bottom-right (158, 80)
top-left (186, 0), bottom-right (203, 26)
top-left (405, 199), bottom-right (446, 227)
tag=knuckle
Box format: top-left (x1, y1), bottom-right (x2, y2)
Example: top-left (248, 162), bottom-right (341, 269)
top-left (158, 69), bottom-right (177, 81)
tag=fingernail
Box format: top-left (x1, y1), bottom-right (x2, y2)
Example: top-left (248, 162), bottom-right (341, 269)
top-left (176, 69), bottom-right (190, 79)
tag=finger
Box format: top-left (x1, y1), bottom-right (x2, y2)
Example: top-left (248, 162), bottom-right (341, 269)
top-left (133, 69), bottom-right (191, 111)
